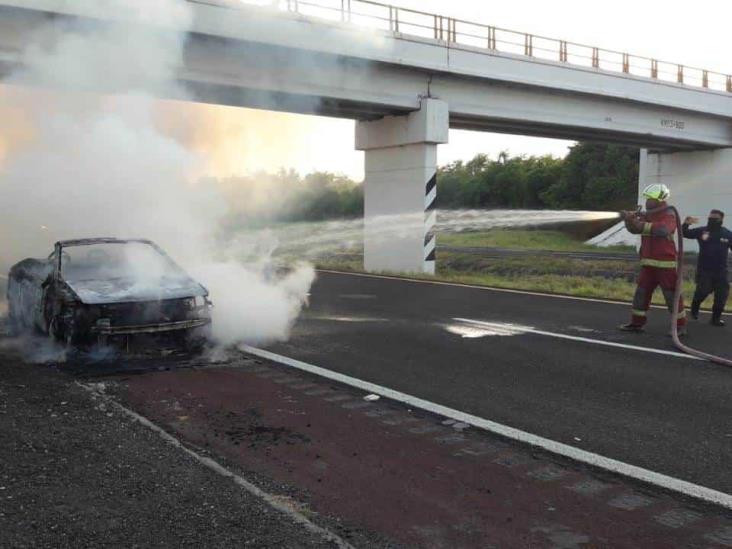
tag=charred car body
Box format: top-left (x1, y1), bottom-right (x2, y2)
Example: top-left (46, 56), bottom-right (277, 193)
top-left (7, 238), bottom-right (212, 349)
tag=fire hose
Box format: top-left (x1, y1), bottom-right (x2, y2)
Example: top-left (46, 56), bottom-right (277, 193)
top-left (629, 205), bottom-right (732, 367)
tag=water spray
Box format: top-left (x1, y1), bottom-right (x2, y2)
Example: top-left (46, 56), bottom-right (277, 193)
top-left (235, 209), bottom-right (623, 261)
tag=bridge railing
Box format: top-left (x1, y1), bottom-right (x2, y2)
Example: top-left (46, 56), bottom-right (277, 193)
top-left (207, 0), bottom-right (732, 94)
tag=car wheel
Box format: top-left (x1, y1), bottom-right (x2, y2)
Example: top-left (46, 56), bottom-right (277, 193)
top-left (183, 325), bottom-right (211, 354)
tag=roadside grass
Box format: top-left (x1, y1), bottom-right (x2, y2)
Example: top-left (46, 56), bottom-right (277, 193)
top-left (293, 226), bottom-right (711, 310)
top-left (433, 267), bottom-right (700, 308)
top-left (316, 252), bottom-right (707, 309)
top-left (440, 254), bottom-right (634, 279)
top-left (439, 229), bottom-right (635, 253)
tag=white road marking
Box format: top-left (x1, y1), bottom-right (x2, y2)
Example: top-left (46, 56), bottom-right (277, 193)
top-left (318, 269), bottom-right (731, 316)
top-left (444, 322), bottom-right (530, 338)
top-left (240, 345), bottom-right (732, 511)
top-left (79, 383), bottom-right (355, 549)
top-left (310, 315), bottom-right (389, 323)
top-left (568, 325), bottom-right (598, 333)
top-left (454, 318), bottom-right (702, 361)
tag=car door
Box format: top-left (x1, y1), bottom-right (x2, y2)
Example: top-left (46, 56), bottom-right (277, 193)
top-left (8, 259), bottom-right (51, 332)
top-left (37, 250), bottom-right (62, 332)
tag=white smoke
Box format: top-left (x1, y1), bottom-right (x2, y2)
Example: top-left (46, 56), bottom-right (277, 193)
top-left (193, 262), bottom-right (314, 345)
top-left (0, 0), bottom-right (314, 346)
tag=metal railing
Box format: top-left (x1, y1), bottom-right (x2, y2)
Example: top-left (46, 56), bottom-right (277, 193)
top-left (203, 0), bottom-right (732, 94)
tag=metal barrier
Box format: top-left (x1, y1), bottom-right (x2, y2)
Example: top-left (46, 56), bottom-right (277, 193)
top-left (197, 0), bottom-right (732, 94)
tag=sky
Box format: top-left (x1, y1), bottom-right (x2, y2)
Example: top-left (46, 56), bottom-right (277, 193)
top-left (4, 0), bottom-right (730, 180)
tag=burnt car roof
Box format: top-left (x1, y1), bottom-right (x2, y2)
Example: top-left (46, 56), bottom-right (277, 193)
top-left (47, 238), bottom-right (209, 304)
top-left (57, 238), bottom-right (155, 248)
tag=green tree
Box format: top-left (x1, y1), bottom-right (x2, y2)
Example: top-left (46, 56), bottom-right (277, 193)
top-left (541, 143), bottom-right (638, 209)
top-left (218, 142), bottom-right (640, 226)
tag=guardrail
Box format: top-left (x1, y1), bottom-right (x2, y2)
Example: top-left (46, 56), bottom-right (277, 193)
top-left (200, 0), bottom-right (732, 94)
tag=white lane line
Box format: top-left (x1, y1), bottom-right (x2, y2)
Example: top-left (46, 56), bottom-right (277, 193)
top-left (318, 269), bottom-right (731, 316)
top-left (78, 383), bottom-right (355, 549)
top-left (240, 345), bottom-right (732, 511)
top-left (454, 318), bottom-right (702, 361)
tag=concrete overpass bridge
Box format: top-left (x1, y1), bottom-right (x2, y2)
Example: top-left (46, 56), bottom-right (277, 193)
top-left (1, 0), bottom-right (731, 271)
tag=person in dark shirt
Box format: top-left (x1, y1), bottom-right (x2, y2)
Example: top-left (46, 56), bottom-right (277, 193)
top-left (682, 209), bottom-right (732, 326)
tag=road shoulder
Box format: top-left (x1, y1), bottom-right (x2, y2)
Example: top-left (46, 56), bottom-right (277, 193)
top-left (0, 344), bottom-right (347, 548)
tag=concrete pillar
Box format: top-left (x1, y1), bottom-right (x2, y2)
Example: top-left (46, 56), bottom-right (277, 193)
top-left (640, 147), bottom-right (732, 252)
top-left (355, 98), bottom-right (449, 274)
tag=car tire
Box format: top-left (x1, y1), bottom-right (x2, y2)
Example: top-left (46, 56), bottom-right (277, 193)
top-left (183, 325), bottom-right (212, 354)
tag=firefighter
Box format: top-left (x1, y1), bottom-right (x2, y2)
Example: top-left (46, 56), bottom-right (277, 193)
top-left (682, 210), bottom-right (732, 326)
top-left (619, 184), bottom-right (687, 334)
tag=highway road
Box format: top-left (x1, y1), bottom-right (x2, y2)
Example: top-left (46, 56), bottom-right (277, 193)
top-left (4, 269), bottom-right (729, 546)
top-left (270, 270), bottom-right (732, 494)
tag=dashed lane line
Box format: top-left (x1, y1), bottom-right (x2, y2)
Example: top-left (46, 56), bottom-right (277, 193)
top-left (240, 344), bottom-right (732, 511)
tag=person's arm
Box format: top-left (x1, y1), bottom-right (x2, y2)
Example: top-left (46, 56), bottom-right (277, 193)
top-left (624, 213), bottom-right (646, 235)
top-left (641, 212), bottom-right (676, 238)
top-left (682, 216), bottom-right (702, 239)
top-left (683, 225), bottom-right (704, 239)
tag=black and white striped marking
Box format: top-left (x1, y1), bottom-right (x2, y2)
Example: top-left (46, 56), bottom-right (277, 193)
top-left (424, 172), bottom-right (437, 269)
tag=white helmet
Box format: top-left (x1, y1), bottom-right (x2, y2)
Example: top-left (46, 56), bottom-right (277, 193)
top-left (642, 183), bottom-right (670, 201)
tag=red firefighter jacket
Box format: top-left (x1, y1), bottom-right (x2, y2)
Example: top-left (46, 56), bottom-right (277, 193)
top-left (626, 207), bottom-right (678, 268)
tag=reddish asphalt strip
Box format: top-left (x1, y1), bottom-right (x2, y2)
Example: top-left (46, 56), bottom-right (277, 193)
top-left (80, 382), bottom-right (354, 549)
top-left (113, 363), bottom-right (732, 549)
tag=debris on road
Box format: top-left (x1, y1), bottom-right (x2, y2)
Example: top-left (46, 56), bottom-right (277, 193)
top-left (112, 356), bottom-right (732, 548)
top-left (0, 347), bottom-right (352, 548)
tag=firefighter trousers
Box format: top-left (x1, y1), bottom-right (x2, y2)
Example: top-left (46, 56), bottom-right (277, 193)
top-left (691, 270), bottom-right (729, 319)
top-left (630, 266), bottom-right (686, 327)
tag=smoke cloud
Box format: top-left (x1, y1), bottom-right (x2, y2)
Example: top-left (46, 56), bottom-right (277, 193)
top-left (0, 0), bottom-right (315, 346)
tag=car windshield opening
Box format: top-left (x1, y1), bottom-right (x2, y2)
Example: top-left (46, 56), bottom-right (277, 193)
top-left (61, 242), bottom-right (185, 284)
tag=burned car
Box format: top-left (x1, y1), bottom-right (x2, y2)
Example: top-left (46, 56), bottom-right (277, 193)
top-left (6, 238), bottom-right (212, 350)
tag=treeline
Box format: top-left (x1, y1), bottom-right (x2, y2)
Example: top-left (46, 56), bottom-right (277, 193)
top-left (215, 170), bottom-right (363, 226)
top-left (438, 143), bottom-right (639, 211)
top-left (218, 142), bottom-right (639, 225)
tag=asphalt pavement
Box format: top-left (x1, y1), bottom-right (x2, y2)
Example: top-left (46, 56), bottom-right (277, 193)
top-left (0, 340), bottom-right (342, 548)
top-left (114, 360), bottom-right (732, 548)
top-left (2, 270), bottom-right (731, 547)
top-left (270, 270), bottom-right (732, 494)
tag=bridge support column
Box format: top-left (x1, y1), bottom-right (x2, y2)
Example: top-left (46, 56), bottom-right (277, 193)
top-left (640, 148), bottom-right (732, 252)
top-left (356, 98), bottom-right (449, 274)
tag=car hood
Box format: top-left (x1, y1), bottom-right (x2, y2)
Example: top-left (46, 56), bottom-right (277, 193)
top-left (66, 276), bottom-right (208, 305)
